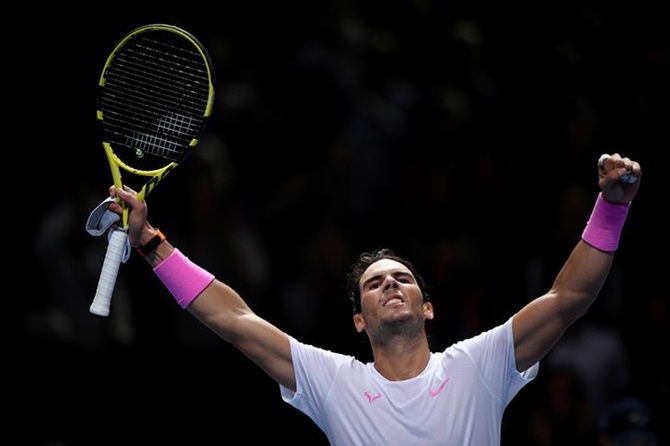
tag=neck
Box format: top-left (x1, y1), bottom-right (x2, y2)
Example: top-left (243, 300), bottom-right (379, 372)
top-left (369, 332), bottom-right (431, 381)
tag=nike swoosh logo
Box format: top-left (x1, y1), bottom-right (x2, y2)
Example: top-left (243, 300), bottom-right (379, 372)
top-left (430, 377), bottom-right (450, 397)
top-left (364, 391), bottom-right (382, 403)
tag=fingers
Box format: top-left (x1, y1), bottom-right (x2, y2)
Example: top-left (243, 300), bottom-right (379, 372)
top-left (598, 153), bottom-right (641, 184)
top-left (108, 185), bottom-right (146, 212)
top-left (109, 185), bottom-right (138, 197)
top-left (110, 185), bottom-right (135, 200)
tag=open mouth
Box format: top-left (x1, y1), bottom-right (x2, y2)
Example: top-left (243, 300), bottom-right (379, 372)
top-left (383, 297), bottom-right (404, 307)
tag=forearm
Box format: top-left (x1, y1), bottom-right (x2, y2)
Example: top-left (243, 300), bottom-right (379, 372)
top-left (513, 192), bottom-right (631, 370)
top-left (549, 240), bottom-right (614, 319)
top-left (551, 193), bottom-right (630, 317)
top-left (137, 229), bottom-right (273, 342)
top-left (138, 230), bottom-right (295, 388)
top-left (138, 233), bottom-right (223, 314)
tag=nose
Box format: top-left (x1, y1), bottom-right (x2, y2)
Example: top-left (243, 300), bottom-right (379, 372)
top-left (383, 276), bottom-right (399, 291)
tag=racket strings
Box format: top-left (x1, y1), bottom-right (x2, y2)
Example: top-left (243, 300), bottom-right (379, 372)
top-left (134, 112), bottom-right (196, 158)
top-left (100, 30), bottom-right (212, 164)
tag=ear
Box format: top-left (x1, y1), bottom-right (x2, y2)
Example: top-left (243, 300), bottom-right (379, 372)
top-left (423, 301), bottom-right (434, 320)
top-left (353, 313), bottom-right (365, 333)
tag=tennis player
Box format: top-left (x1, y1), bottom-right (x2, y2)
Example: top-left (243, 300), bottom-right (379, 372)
top-left (107, 152), bottom-right (641, 445)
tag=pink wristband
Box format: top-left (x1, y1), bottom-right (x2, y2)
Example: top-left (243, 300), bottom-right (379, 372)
top-left (154, 249), bottom-right (215, 309)
top-left (581, 193), bottom-right (631, 252)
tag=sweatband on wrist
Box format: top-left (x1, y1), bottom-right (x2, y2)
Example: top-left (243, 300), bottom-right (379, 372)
top-left (154, 249), bottom-right (215, 309)
top-left (581, 193), bottom-right (631, 252)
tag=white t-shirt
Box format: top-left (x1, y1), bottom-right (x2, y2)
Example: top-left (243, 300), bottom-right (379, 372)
top-left (280, 316), bottom-right (538, 446)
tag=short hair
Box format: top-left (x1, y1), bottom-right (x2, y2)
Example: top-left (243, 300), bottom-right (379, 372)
top-left (346, 248), bottom-right (429, 314)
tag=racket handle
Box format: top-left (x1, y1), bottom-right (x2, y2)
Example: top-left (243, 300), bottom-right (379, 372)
top-left (90, 228), bottom-right (128, 317)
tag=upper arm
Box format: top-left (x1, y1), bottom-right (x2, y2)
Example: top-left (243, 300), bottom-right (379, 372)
top-left (512, 241), bottom-right (613, 372)
top-left (186, 279), bottom-right (297, 391)
top-left (512, 293), bottom-right (573, 372)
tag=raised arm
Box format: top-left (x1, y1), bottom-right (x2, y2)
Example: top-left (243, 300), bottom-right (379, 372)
top-left (109, 186), bottom-right (297, 391)
top-left (512, 153), bottom-right (641, 372)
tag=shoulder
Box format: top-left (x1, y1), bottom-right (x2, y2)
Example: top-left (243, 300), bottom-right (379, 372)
top-left (447, 317), bottom-right (513, 352)
top-left (289, 335), bottom-right (363, 368)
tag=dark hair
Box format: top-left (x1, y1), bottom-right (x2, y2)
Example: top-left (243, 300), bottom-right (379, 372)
top-left (346, 248), bottom-right (429, 314)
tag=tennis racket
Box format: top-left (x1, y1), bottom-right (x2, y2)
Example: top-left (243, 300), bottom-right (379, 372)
top-left (90, 23), bottom-right (216, 317)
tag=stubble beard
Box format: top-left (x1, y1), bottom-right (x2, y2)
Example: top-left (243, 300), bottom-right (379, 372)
top-left (371, 312), bottom-right (425, 347)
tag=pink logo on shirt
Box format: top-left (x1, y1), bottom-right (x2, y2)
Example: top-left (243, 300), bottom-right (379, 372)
top-left (430, 377), bottom-right (450, 397)
top-left (364, 391), bottom-right (382, 403)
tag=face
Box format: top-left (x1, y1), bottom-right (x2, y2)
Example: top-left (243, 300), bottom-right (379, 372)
top-left (353, 258), bottom-right (433, 336)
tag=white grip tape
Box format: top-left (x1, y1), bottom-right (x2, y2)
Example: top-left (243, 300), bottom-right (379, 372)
top-left (90, 228), bottom-right (128, 316)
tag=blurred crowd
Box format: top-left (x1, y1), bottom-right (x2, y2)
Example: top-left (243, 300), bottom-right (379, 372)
top-left (23, 2), bottom-right (667, 445)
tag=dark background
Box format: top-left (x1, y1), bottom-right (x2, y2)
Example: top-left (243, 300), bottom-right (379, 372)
top-left (19, 2), bottom-right (668, 444)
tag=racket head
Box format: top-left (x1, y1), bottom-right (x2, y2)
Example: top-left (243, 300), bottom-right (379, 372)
top-left (90, 24), bottom-right (216, 317)
top-left (97, 23), bottom-right (216, 195)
